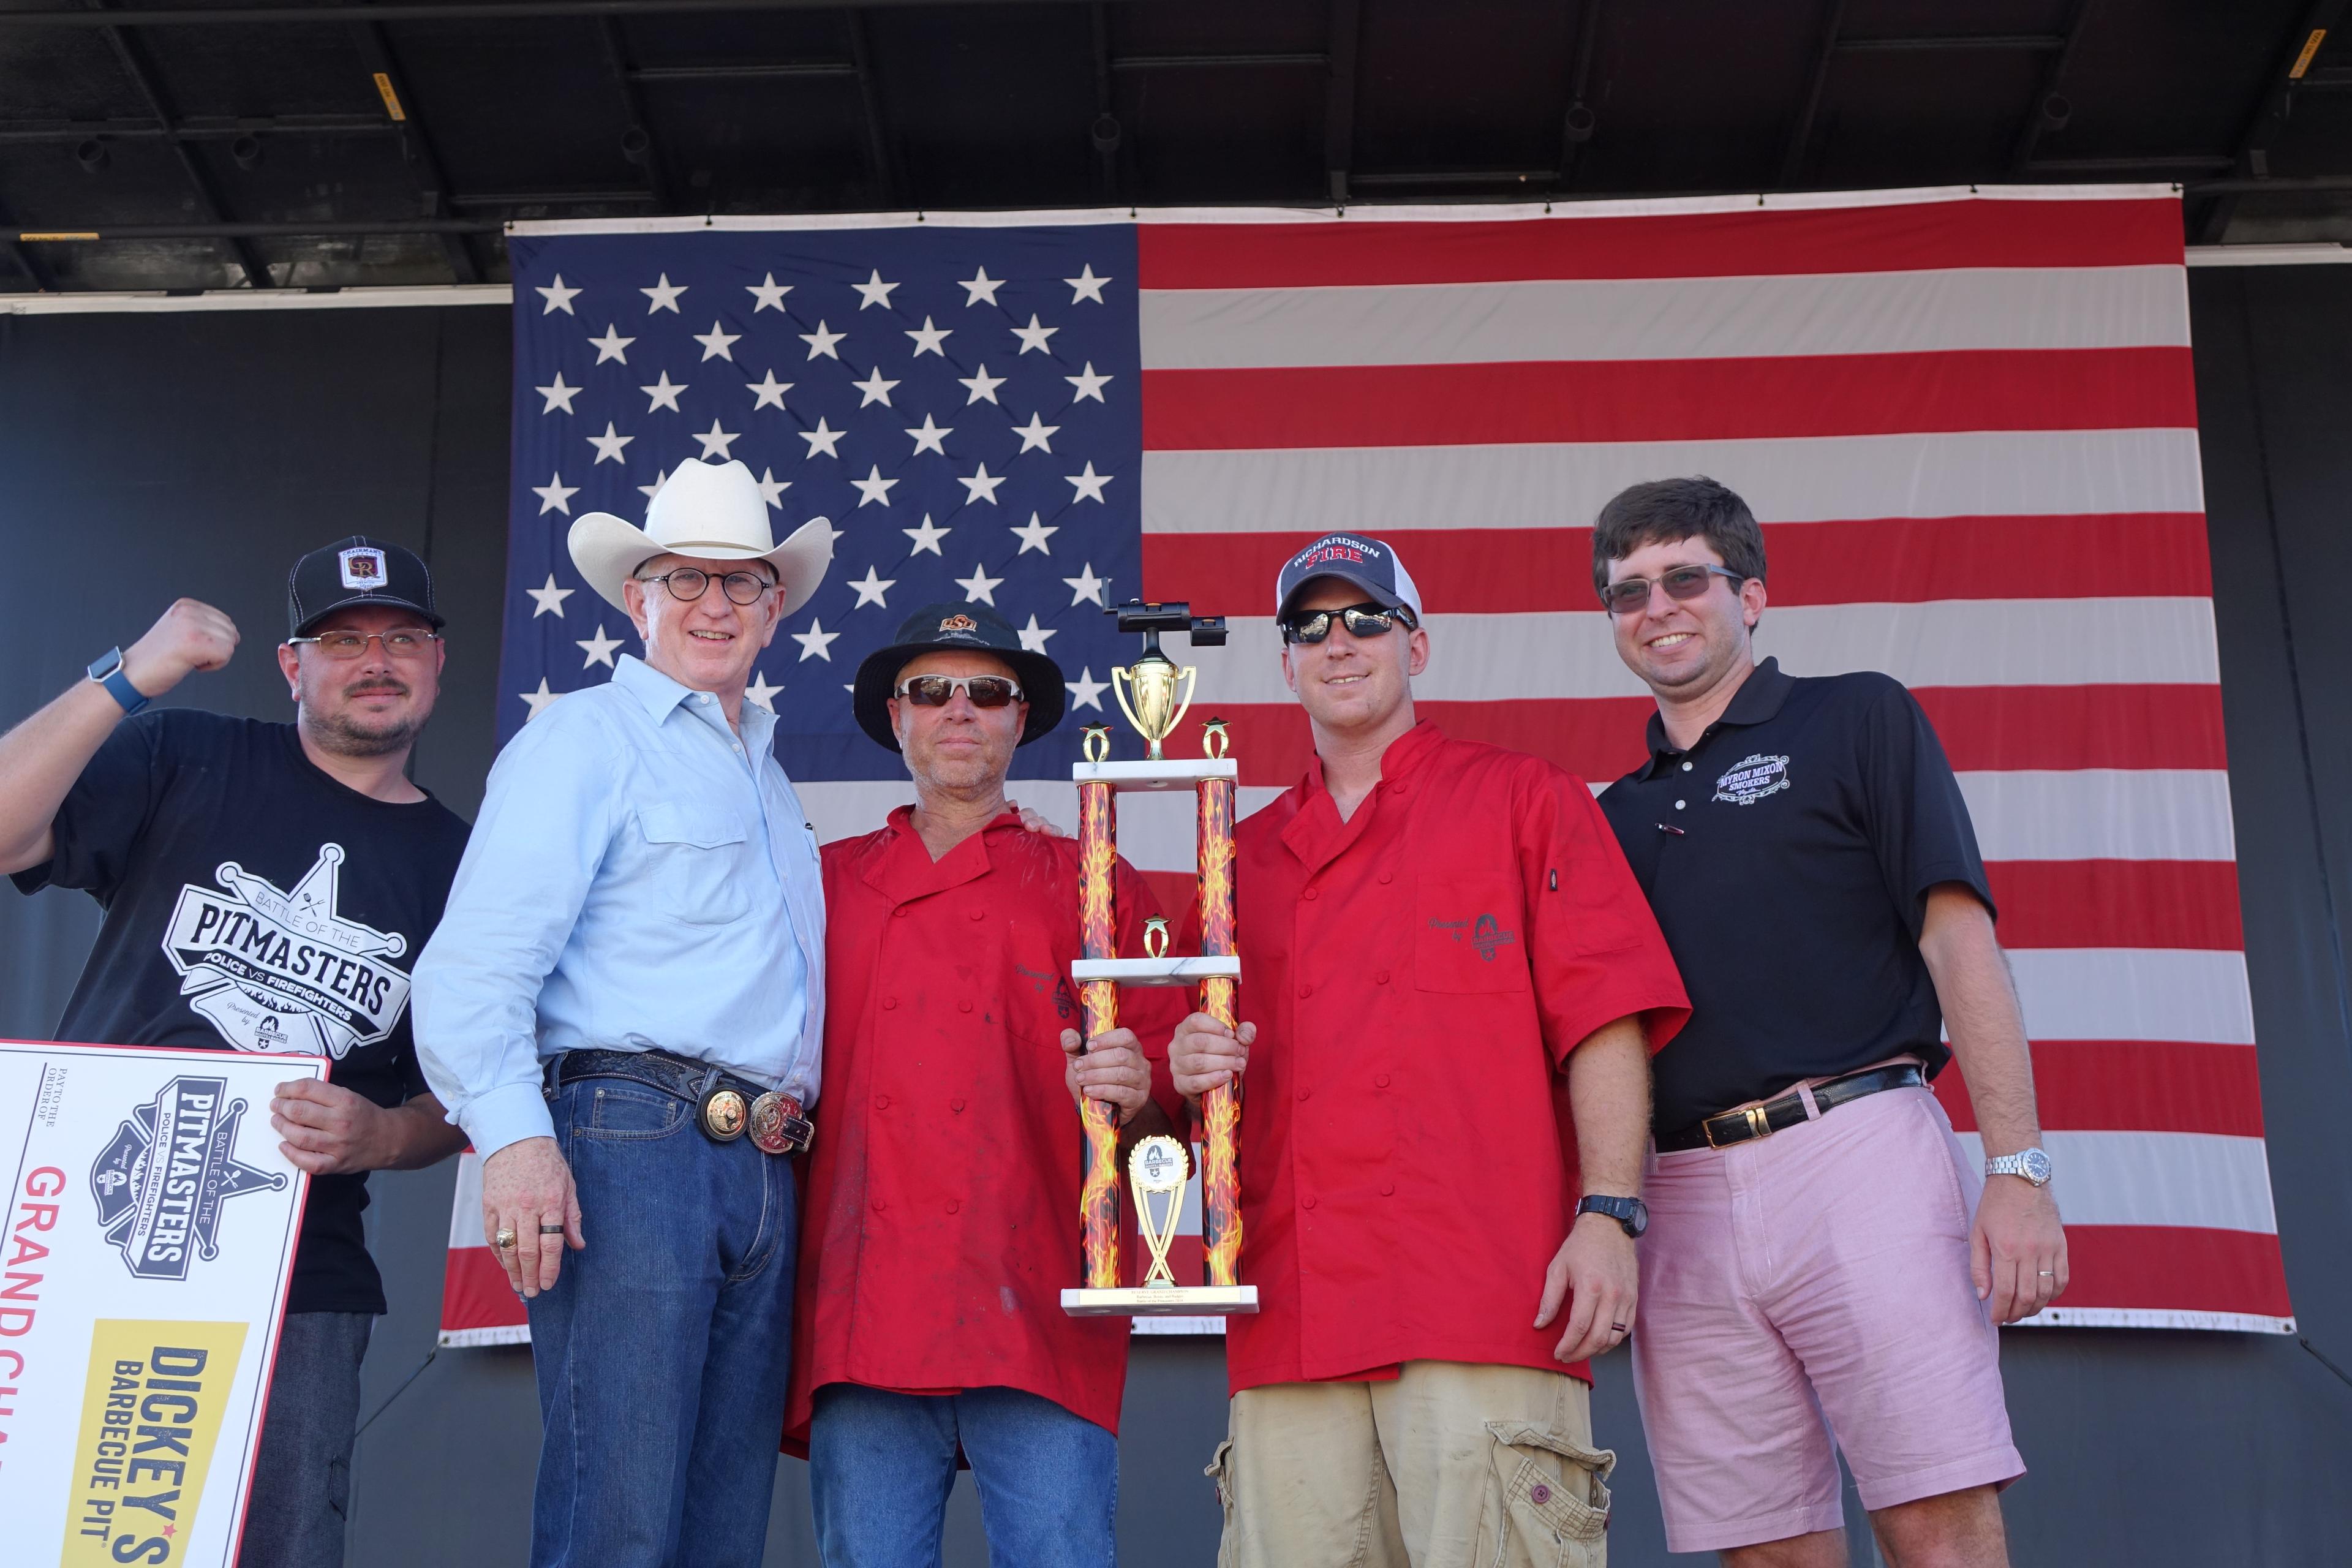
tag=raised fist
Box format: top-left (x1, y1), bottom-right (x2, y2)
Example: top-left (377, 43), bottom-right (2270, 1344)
top-left (119, 598), bottom-right (239, 698)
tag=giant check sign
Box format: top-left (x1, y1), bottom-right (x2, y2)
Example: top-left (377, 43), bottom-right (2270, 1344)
top-left (0, 1041), bottom-right (314, 1567)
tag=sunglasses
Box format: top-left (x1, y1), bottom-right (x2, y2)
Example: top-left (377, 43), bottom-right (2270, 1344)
top-left (1599, 564), bottom-right (1746, 615)
top-left (894, 674), bottom-right (1026, 708)
top-left (1279, 603), bottom-right (1419, 645)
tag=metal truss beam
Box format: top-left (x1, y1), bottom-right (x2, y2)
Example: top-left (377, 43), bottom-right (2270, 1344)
top-left (348, 13), bottom-right (480, 282)
top-left (2199, 0), bottom-right (2351, 243)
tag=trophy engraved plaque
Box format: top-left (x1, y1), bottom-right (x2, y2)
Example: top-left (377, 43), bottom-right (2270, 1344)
top-left (1063, 600), bottom-right (1259, 1317)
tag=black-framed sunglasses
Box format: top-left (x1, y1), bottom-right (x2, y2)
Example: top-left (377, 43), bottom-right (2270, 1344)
top-left (1279, 602), bottom-right (1419, 645)
top-left (285, 628), bottom-right (442, 660)
top-left (636, 567), bottom-right (777, 606)
top-left (1599, 564), bottom-right (1746, 616)
top-left (894, 674), bottom-right (1026, 709)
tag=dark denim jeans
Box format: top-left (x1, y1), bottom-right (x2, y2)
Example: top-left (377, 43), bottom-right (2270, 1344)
top-left (809, 1383), bottom-right (1118, 1568)
top-left (526, 1075), bottom-right (798, 1568)
top-left (236, 1310), bottom-right (372, 1568)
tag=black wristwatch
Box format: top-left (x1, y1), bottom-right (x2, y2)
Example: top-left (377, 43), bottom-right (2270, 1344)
top-left (1577, 1194), bottom-right (1648, 1239)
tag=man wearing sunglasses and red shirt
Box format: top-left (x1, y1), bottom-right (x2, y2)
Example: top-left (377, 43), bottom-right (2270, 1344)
top-left (1168, 533), bottom-right (1689, 1568)
top-left (1591, 477), bottom-right (2064, 1566)
top-left (786, 602), bottom-right (1189, 1567)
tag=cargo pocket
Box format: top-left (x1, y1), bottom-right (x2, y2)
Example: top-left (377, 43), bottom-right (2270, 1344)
top-left (1205, 1438), bottom-right (1237, 1568)
top-left (1476, 1420), bottom-right (1614, 1568)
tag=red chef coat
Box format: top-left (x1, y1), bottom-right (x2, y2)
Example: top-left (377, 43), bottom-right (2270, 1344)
top-left (1196, 721), bottom-right (1689, 1395)
top-left (784, 808), bottom-right (1189, 1451)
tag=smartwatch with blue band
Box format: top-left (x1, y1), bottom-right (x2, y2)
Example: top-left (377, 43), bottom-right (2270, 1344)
top-left (88, 647), bottom-right (149, 717)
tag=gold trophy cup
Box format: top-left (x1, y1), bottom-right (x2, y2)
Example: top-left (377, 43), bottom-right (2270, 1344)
top-left (1110, 653), bottom-right (1196, 761)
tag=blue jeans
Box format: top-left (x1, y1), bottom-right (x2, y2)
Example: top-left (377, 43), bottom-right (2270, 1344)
top-left (809, 1384), bottom-right (1118, 1568)
top-left (526, 1075), bottom-right (798, 1568)
top-left (236, 1311), bottom-right (372, 1568)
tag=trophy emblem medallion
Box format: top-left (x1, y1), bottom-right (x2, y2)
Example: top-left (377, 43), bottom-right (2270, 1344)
top-left (1128, 1136), bottom-right (1191, 1289)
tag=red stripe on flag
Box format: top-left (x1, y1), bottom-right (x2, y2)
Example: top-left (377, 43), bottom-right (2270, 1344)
top-left (1986, 861), bottom-right (2243, 951)
top-left (1144, 515), bottom-right (2212, 614)
top-left (1914, 685), bottom-right (2227, 772)
top-left (1934, 1042), bottom-right (2264, 1137)
top-left (1138, 200), bottom-right (2185, 287)
top-left (1142, 349), bottom-right (2196, 451)
top-left (2025, 1226), bottom-right (2291, 1317)
top-left (1199, 688), bottom-right (2225, 790)
top-left (442, 1243), bottom-right (530, 1336)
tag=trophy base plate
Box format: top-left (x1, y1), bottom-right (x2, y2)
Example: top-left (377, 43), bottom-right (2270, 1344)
top-left (1062, 1285), bottom-right (1261, 1317)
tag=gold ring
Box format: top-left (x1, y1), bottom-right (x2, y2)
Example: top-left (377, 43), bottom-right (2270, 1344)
top-left (494, 1228), bottom-right (518, 1250)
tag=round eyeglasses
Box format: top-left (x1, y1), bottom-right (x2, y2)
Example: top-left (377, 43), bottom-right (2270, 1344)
top-left (637, 567), bottom-right (776, 606)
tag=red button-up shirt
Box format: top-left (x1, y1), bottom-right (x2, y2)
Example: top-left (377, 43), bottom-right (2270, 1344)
top-left (1193, 722), bottom-right (1689, 1393)
top-left (785, 809), bottom-right (1188, 1450)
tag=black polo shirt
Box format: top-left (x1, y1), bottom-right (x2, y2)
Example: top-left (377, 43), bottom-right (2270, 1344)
top-left (1597, 658), bottom-right (1994, 1136)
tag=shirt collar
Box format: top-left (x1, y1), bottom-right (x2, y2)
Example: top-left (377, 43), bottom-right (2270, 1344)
top-left (1640, 658), bottom-right (1792, 775)
top-left (611, 654), bottom-right (775, 748)
top-left (864, 803), bottom-right (1017, 903)
top-left (1301, 716), bottom-right (1444, 799)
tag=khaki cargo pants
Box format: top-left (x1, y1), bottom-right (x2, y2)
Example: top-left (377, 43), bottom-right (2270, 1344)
top-left (1207, 1360), bottom-right (1613, 1568)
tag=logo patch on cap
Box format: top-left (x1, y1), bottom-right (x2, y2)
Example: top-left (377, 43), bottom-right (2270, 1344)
top-left (339, 547), bottom-right (388, 589)
top-left (938, 614), bottom-right (979, 635)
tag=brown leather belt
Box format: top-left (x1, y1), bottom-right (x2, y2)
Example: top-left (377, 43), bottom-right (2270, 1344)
top-left (1656, 1063), bottom-right (1923, 1153)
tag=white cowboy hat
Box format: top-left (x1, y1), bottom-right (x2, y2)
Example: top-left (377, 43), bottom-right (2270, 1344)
top-left (567, 459), bottom-right (832, 618)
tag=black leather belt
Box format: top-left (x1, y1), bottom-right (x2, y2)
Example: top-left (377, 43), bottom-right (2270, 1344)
top-left (548, 1048), bottom-right (813, 1154)
top-left (1656, 1063), bottom-right (1923, 1153)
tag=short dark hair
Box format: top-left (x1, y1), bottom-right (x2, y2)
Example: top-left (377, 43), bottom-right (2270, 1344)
top-left (1591, 477), bottom-right (1768, 597)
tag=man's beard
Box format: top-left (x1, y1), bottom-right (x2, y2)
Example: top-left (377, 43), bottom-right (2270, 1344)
top-left (304, 684), bottom-right (420, 758)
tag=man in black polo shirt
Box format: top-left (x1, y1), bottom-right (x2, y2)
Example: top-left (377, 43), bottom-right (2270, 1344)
top-left (1591, 478), bottom-right (2065, 1567)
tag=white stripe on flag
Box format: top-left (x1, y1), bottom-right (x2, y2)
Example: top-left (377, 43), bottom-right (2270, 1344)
top-left (1194, 601), bottom-right (2217, 704)
top-left (1140, 429), bottom-right (2206, 533)
top-left (1139, 265), bottom-right (2190, 369)
top-left (448, 1149), bottom-right (486, 1248)
top-left (1954, 1131), bottom-right (2278, 1233)
top-left (1958, 769), bottom-right (2237, 862)
top-left (2008, 948), bottom-right (2256, 1046)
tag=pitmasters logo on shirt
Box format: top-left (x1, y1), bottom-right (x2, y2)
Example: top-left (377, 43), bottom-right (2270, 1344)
top-left (89, 1076), bottom-right (285, 1282)
top-left (160, 842), bottom-right (413, 1058)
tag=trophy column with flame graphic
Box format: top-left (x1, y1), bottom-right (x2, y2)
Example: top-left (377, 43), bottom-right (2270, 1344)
top-left (1063, 601), bottom-right (1260, 1317)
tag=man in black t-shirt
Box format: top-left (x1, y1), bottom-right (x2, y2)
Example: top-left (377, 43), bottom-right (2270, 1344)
top-left (1, 537), bottom-right (470, 1568)
top-left (1589, 480), bottom-right (2067, 1568)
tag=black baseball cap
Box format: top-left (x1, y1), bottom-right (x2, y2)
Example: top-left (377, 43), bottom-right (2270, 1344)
top-left (285, 537), bottom-right (443, 638)
top-left (1274, 532), bottom-right (1425, 622)
top-left (851, 603), bottom-right (1067, 752)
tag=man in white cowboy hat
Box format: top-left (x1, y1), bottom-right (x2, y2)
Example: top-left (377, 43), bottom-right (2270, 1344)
top-left (413, 458), bottom-right (832, 1567)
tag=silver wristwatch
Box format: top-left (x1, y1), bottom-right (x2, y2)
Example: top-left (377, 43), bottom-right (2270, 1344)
top-left (1985, 1148), bottom-right (2052, 1187)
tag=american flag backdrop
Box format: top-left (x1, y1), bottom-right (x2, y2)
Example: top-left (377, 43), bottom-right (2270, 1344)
top-left (442, 185), bottom-right (2293, 1347)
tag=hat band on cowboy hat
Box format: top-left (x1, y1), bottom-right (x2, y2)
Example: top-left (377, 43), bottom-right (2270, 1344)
top-left (851, 603), bottom-right (1068, 752)
top-left (568, 458), bottom-right (834, 619)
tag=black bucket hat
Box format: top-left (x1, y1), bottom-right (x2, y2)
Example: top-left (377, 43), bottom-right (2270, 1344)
top-left (851, 602), bottom-right (1068, 752)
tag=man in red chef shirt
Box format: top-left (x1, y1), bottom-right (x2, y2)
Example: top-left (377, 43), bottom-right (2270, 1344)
top-left (785, 603), bottom-right (1188, 1568)
top-left (1169, 533), bottom-right (1690, 1568)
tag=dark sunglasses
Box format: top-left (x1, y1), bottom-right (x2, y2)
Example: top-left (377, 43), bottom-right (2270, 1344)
top-left (895, 674), bottom-right (1025, 708)
top-left (1599, 564), bottom-right (1746, 615)
top-left (1280, 603), bottom-right (1419, 645)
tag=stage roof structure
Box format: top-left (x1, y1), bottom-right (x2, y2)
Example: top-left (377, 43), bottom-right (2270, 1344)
top-left (1, 0), bottom-right (2348, 292)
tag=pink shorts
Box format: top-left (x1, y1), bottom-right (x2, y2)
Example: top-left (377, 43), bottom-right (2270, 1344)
top-left (1632, 1083), bottom-right (2024, 1554)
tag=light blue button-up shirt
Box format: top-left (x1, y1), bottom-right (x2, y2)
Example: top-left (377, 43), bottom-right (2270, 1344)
top-left (413, 655), bottom-right (826, 1160)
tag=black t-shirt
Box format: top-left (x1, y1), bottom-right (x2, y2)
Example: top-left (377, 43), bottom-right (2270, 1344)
top-left (1597, 659), bottom-right (1994, 1135)
top-left (11, 710), bottom-right (470, 1314)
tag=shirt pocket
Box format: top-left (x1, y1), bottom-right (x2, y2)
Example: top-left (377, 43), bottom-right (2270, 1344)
top-left (1413, 874), bottom-right (1532, 995)
top-left (636, 801), bottom-right (756, 927)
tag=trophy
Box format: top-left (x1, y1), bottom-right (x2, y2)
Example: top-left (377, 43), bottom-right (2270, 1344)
top-left (1062, 600), bottom-right (1259, 1317)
